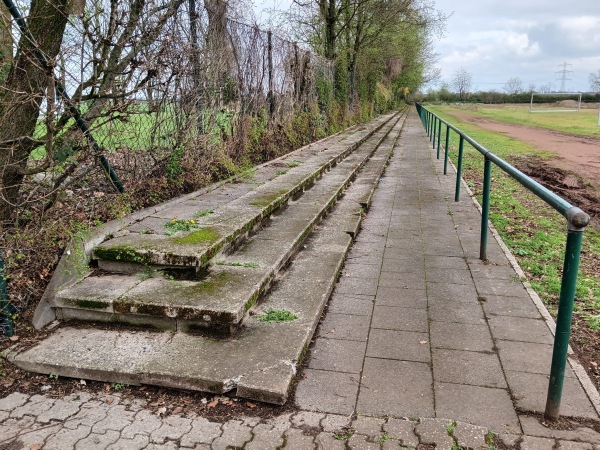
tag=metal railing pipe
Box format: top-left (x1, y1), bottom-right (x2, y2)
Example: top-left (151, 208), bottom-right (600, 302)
top-left (432, 116), bottom-right (437, 149)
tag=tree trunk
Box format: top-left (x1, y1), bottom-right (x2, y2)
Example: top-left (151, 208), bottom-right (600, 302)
top-left (0, 0), bottom-right (70, 227)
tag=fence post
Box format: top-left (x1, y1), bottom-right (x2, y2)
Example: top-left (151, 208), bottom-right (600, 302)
top-left (480, 158), bottom-right (492, 260)
top-left (454, 136), bottom-right (464, 202)
top-left (444, 125), bottom-right (450, 175)
top-left (545, 208), bottom-right (590, 420)
top-left (0, 248), bottom-right (15, 337)
top-left (267, 30), bottom-right (274, 117)
top-left (432, 116), bottom-right (437, 148)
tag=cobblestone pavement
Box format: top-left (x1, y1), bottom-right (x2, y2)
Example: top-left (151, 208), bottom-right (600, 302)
top-left (1, 391), bottom-right (599, 449)
top-left (2, 111), bottom-right (600, 448)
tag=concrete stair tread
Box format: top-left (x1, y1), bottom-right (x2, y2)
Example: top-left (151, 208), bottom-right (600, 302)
top-left (56, 266), bottom-right (267, 324)
top-left (93, 114), bottom-right (396, 268)
top-left (59, 115), bottom-right (404, 329)
top-left (10, 207), bottom-right (358, 406)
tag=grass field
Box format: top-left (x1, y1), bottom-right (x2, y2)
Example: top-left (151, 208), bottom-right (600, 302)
top-left (427, 105), bottom-right (600, 330)
top-left (438, 103), bottom-right (600, 138)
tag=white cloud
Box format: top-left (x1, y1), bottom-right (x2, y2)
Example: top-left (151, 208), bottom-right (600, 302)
top-left (557, 16), bottom-right (600, 50)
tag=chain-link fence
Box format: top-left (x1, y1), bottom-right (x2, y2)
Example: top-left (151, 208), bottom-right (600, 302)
top-left (0, 0), bottom-right (334, 211)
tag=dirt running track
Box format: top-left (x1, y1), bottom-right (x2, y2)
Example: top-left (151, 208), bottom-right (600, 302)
top-left (450, 110), bottom-right (600, 219)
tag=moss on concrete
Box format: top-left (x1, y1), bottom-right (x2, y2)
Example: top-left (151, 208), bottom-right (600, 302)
top-left (75, 299), bottom-right (109, 310)
top-left (93, 246), bottom-right (148, 264)
top-left (170, 227), bottom-right (221, 246)
top-left (249, 189), bottom-right (288, 208)
top-left (178, 272), bottom-right (233, 298)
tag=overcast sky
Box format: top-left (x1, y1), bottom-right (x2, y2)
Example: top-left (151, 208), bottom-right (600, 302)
top-left (432, 0), bottom-right (600, 92)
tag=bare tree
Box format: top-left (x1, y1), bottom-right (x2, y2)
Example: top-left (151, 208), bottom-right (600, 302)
top-left (590, 70), bottom-right (600, 93)
top-left (538, 83), bottom-right (552, 93)
top-left (503, 76), bottom-right (523, 95)
top-left (450, 67), bottom-right (472, 100)
top-left (0, 0), bottom-right (71, 226)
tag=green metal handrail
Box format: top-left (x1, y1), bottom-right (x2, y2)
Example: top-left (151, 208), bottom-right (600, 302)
top-left (415, 103), bottom-right (590, 421)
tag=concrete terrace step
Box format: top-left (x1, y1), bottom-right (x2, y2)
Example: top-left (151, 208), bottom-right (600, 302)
top-left (92, 113), bottom-right (396, 270)
top-left (7, 113), bottom-right (406, 404)
top-left (51, 113), bottom-right (406, 333)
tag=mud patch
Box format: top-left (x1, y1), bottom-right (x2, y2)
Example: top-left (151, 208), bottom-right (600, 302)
top-left (513, 156), bottom-right (600, 224)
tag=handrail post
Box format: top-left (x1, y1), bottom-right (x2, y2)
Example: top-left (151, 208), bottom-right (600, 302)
top-left (444, 125), bottom-right (450, 175)
top-left (432, 117), bottom-right (437, 148)
top-left (436, 120), bottom-right (442, 158)
top-left (545, 208), bottom-right (590, 420)
top-left (480, 158), bottom-right (492, 260)
top-left (454, 136), bottom-right (464, 202)
top-left (427, 112), bottom-right (431, 138)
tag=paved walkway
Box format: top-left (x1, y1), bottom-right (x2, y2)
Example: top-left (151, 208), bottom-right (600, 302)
top-left (1, 110), bottom-right (599, 449)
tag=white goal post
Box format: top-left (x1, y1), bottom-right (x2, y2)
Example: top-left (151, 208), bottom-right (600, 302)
top-left (529, 92), bottom-right (582, 112)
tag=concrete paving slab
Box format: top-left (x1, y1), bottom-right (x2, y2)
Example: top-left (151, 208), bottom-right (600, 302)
top-left (294, 369), bottom-right (359, 415)
top-left (519, 416), bottom-right (600, 443)
top-left (434, 382), bottom-right (520, 434)
top-left (488, 316), bottom-right (554, 344)
top-left (317, 313), bottom-right (372, 341)
top-left (381, 258), bottom-right (425, 274)
top-left (426, 268), bottom-right (473, 285)
top-left (356, 358), bottom-right (434, 417)
top-left (426, 282), bottom-right (480, 305)
top-left (480, 294), bottom-right (544, 319)
top-left (379, 272), bottom-right (425, 290)
top-left (432, 348), bottom-right (507, 388)
top-left (474, 276), bottom-right (530, 298)
top-left (342, 263), bottom-right (381, 279)
top-left (371, 305), bottom-right (428, 333)
top-left (430, 322), bottom-right (495, 352)
top-left (308, 337), bottom-right (367, 373)
top-left (495, 340), bottom-right (570, 377)
top-left (505, 371), bottom-right (598, 418)
top-left (326, 293), bottom-right (374, 316)
top-left (335, 276), bottom-right (379, 296)
top-left (425, 255), bottom-right (469, 270)
top-left (366, 328), bottom-right (430, 362)
top-left (375, 286), bottom-right (427, 308)
top-left (428, 301), bottom-right (486, 325)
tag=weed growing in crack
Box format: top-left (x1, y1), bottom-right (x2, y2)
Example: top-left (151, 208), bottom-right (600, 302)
top-left (333, 428), bottom-right (355, 441)
top-left (164, 218), bottom-right (199, 236)
top-left (257, 309), bottom-right (299, 323)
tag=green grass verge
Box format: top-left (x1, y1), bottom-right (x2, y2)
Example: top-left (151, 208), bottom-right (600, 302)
top-left (429, 106), bottom-right (600, 329)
